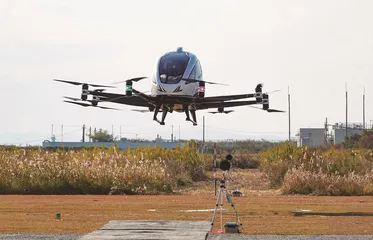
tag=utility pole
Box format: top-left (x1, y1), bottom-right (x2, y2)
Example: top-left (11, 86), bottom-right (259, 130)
top-left (363, 87), bottom-right (366, 129)
top-left (324, 118), bottom-right (328, 146)
top-left (346, 83), bottom-right (348, 138)
top-left (112, 125), bottom-right (114, 140)
top-left (89, 127), bottom-right (92, 142)
top-left (171, 125), bottom-right (174, 142)
top-left (288, 86), bottom-right (291, 142)
top-left (61, 125), bottom-right (64, 142)
top-left (82, 124), bottom-right (85, 142)
top-left (213, 142), bottom-right (217, 196)
top-left (203, 116), bottom-right (205, 153)
top-left (51, 124), bottom-right (54, 138)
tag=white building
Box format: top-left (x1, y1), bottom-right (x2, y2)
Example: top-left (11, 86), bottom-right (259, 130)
top-left (332, 123), bottom-right (365, 145)
top-left (298, 128), bottom-right (326, 147)
top-left (333, 129), bottom-right (364, 145)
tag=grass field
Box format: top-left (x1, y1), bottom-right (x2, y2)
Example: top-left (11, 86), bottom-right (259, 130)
top-left (1, 170), bottom-right (373, 235)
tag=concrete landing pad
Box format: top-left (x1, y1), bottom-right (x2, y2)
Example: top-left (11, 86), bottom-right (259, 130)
top-left (79, 220), bottom-right (210, 240)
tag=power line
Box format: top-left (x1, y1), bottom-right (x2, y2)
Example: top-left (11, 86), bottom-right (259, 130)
top-left (0, 127), bottom-right (82, 146)
top-left (204, 125), bottom-right (287, 134)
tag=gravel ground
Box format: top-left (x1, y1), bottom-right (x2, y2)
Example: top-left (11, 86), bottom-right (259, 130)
top-left (1, 234), bottom-right (373, 240)
top-left (0, 235), bottom-right (82, 240)
top-left (207, 236), bottom-right (373, 240)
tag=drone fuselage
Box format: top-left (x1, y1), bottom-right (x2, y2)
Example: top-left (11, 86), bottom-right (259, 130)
top-left (150, 47), bottom-right (202, 98)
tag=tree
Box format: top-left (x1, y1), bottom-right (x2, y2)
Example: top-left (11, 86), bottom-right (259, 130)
top-left (88, 129), bottom-right (116, 142)
top-left (344, 129), bottom-right (373, 149)
top-left (344, 133), bottom-right (362, 149)
top-left (357, 129), bottom-right (373, 149)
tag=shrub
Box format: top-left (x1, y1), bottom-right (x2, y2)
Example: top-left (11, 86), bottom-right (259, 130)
top-left (0, 145), bottom-right (205, 194)
top-left (260, 143), bottom-right (373, 195)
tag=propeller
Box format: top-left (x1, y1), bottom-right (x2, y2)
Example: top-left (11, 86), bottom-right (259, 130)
top-left (265, 89), bottom-right (281, 94)
top-left (267, 109), bottom-right (285, 113)
top-left (63, 96), bottom-right (81, 101)
top-left (181, 78), bottom-right (229, 86)
top-left (208, 110), bottom-right (235, 114)
top-left (249, 106), bottom-right (285, 113)
top-left (63, 96), bottom-right (107, 103)
top-left (54, 79), bottom-right (115, 88)
top-left (131, 109), bottom-right (163, 113)
top-left (112, 77), bottom-right (148, 84)
top-left (63, 100), bottom-right (119, 110)
top-left (93, 89), bottom-right (106, 92)
top-left (131, 109), bottom-right (150, 113)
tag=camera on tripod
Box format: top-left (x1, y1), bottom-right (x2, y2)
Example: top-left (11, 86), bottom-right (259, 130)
top-left (219, 154), bottom-right (232, 172)
top-left (210, 153), bottom-right (242, 234)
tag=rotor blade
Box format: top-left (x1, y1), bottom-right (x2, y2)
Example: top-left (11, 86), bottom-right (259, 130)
top-left (63, 96), bottom-right (82, 101)
top-left (267, 109), bottom-right (285, 113)
top-left (131, 109), bottom-right (150, 113)
top-left (224, 110), bottom-right (234, 114)
top-left (93, 89), bottom-right (106, 92)
top-left (264, 89), bottom-right (281, 94)
top-left (87, 99), bottom-right (105, 103)
top-left (54, 79), bottom-right (115, 88)
top-left (63, 100), bottom-right (92, 107)
top-left (181, 78), bottom-right (229, 86)
top-left (132, 109), bottom-right (163, 113)
top-left (98, 106), bottom-right (119, 110)
top-left (112, 77), bottom-right (148, 84)
top-left (87, 83), bottom-right (115, 88)
top-left (249, 106), bottom-right (285, 113)
top-left (248, 106), bottom-right (262, 110)
top-left (64, 100), bottom-right (118, 110)
top-left (54, 79), bottom-right (83, 85)
top-left (208, 110), bottom-right (234, 114)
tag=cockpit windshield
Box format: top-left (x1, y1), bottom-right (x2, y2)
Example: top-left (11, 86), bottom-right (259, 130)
top-left (159, 53), bottom-right (190, 84)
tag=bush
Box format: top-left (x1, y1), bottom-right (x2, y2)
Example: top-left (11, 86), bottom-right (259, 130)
top-left (283, 166), bottom-right (373, 195)
top-left (0, 145), bottom-right (205, 194)
top-left (232, 154), bottom-right (260, 169)
top-left (260, 143), bottom-right (373, 195)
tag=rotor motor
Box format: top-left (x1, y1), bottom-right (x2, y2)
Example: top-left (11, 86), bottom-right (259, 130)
top-left (81, 84), bottom-right (89, 101)
top-left (91, 96), bottom-right (99, 106)
top-left (255, 84), bottom-right (263, 103)
top-left (262, 94), bottom-right (269, 110)
top-left (126, 81), bottom-right (133, 96)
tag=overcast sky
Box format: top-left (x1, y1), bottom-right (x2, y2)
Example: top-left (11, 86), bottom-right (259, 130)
top-left (1, 0), bottom-right (373, 145)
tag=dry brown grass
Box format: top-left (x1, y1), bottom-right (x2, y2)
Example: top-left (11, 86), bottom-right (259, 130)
top-left (1, 170), bottom-right (373, 235)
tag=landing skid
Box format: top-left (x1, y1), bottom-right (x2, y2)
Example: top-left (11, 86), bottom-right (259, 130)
top-left (152, 104), bottom-right (198, 126)
top-left (154, 119), bottom-right (165, 125)
top-left (153, 104), bottom-right (165, 125)
top-left (185, 108), bottom-right (198, 126)
top-left (186, 117), bottom-right (197, 126)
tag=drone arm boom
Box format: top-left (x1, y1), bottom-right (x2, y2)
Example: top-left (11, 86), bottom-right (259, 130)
top-left (195, 100), bottom-right (258, 110)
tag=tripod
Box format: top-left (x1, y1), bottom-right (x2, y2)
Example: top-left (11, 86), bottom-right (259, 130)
top-left (210, 171), bottom-right (241, 233)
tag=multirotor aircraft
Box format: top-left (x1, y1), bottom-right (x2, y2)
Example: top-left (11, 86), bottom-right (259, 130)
top-left (54, 47), bottom-right (284, 126)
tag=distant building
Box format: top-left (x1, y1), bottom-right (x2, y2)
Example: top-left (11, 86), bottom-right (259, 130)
top-left (332, 123), bottom-right (365, 145)
top-left (298, 128), bottom-right (326, 147)
top-left (298, 122), bottom-right (367, 147)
